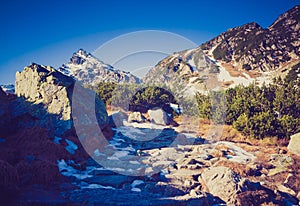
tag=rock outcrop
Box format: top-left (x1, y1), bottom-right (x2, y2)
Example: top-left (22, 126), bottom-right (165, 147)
top-left (128, 112), bottom-right (146, 123)
top-left (288, 132), bottom-right (300, 156)
top-left (15, 63), bottom-right (109, 135)
top-left (200, 166), bottom-right (250, 205)
top-left (16, 63), bottom-right (74, 121)
top-left (148, 108), bottom-right (170, 125)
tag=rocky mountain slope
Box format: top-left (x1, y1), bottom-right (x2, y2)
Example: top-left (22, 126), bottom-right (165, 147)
top-left (201, 5), bottom-right (300, 72)
top-left (58, 49), bottom-right (141, 86)
top-left (143, 47), bottom-right (221, 97)
top-left (144, 5), bottom-right (300, 95)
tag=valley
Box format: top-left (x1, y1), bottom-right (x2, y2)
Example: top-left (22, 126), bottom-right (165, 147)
top-left (0, 5), bottom-right (299, 206)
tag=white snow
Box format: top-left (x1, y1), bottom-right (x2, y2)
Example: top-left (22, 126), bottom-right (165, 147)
top-left (169, 103), bottom-right (182, 114)
top-left (105, 167), bottom-right (126, 172)
top-left (206, 53), bottom-right (273, 87)
top-left (123, 121), bottom-right (168, 130)
top-left (131, 180), bottom-right (144, 188)
top-left (130, 180), bottom-right (144, 192)
top-left (107, 150), bottom-right (130, 160)
top-left (93, 148), bottom-right (105, 157)
top-left (131, 188), bottom-right (142, 192)
top-left (80, 183), bottom-right (116, 190)
top-left (129, 160), bottom-right (140, 164)
top-left (57, 159), bottom-right (93, 179)
top-left (217, 64), bottom-right (254, 88)
top-left (214, 141), bottom-right (256, 163)
top-left (53, 136), bottom-right (62, 144)
top-left (65, 139), bottom-right (78, 155)
top-left (255, 71), bottom-right (276, 86)
top-left (117, 126), bottom-right (146, 139)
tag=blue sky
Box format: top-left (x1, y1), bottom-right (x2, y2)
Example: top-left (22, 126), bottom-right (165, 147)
top-left (0, 0), bottom-right (298, 84)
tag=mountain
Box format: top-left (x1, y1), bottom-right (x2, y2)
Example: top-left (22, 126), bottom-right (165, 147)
top-left (58, 49), bottom-right (141, 86)
top-left (143, 47), bottom-right (220, 97)
top-left (200, 5), bottom-right (300, 72)
top-left (144, 6), bottom-right (300, 95)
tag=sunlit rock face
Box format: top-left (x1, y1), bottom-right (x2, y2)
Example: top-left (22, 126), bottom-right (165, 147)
top-left (15, 63), bottom-right (109, 135)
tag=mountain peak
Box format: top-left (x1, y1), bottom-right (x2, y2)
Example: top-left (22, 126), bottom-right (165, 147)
top-left (236, 22), bottom-right (262, 30)
top-left (77, 48), bottom-right (88, 56)
top-left (58, 49), bottom-right (141, 85)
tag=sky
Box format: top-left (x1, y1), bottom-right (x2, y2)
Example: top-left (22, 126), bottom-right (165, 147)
top-left (0, 0), bottom-right (299, 84)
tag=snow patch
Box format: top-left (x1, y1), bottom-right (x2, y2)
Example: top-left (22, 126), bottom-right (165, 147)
top-left (80, 183), bottom-right (116, 190)
top-left (169, 103), bottom-right (182, 114)
top-left (53, 136), bottom-right (62, 144)
top-left (93, 149), bottom-right (105, 157)
top-left (130, 179), bottom-right (144, 192)
top-left (123, 121), bottom-right (168, 130)
top-left (131, 188), bottom-right (141, 192)
top-left (107, 150), bottom-right (130, 160)
top-left (65, 139), bottom-right (78, 155)
top-left (217, 64), bottom-right (254, 87)
top-left (214, 141), bottom-right (256, 163)
top-left (131, 180), bottom-right (144, 188)
top-left (57, 159), bottom-right (93, 180)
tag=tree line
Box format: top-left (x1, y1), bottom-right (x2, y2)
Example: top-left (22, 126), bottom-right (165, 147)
top-left (196, 77), bottom-right (300, 139)
top-left (93, 72), bottom-right (300, 139)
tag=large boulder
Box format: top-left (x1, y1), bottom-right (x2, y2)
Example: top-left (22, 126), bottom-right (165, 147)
top-left (108, 111), bottom-right (128, 127)
top-left (148, 108), bottom-right (170, 125)
top-left (128, 112), bottom-right (146, 123)
top-left (16, 63), bottom-right (74, 121)
top-left (200, 166), bottom-right (250, 205)
top-left (15, 63), bottom-right (109, 135)
top-left (288, 133), bottom-right (300, 156)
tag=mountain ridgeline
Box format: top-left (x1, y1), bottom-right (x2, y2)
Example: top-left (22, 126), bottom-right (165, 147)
top-left (200, 5), bottom-right (300, 72)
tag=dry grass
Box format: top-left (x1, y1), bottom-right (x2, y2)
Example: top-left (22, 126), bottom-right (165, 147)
top-left (0, 160), bottom-right (19, 187)
top-left (220, 62), bottom-right (262, 79)
top-left (214, 160), bottom-right (253, 177)
top-left (236, 190), bottom-right (277, 206)
top-left (221, 63), bottom-right (244, 77)
top-left (0, 126), bottom-right (91, 188)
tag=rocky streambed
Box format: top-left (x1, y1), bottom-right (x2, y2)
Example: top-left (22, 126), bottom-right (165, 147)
top-left (16, 122), bottom-right (299, 205)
